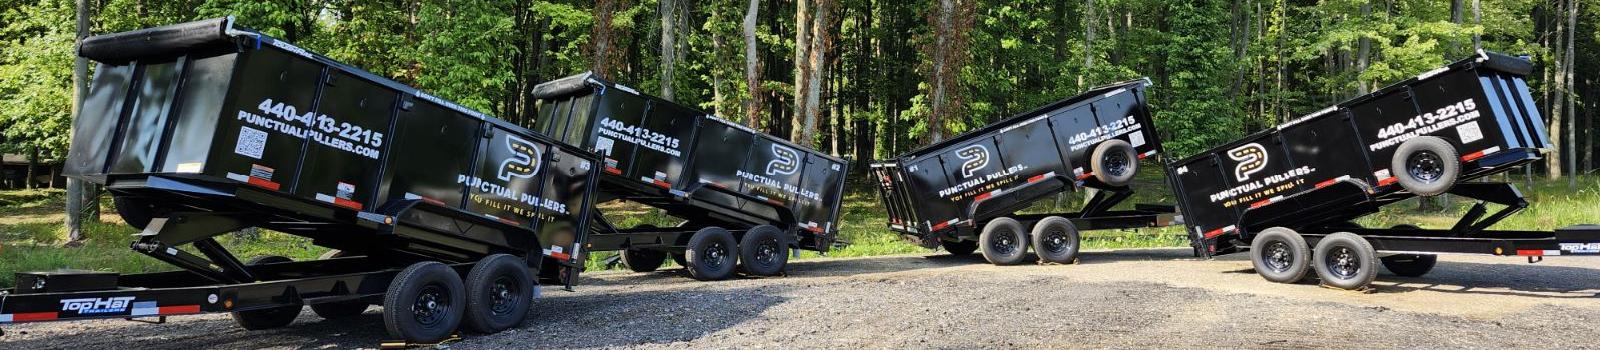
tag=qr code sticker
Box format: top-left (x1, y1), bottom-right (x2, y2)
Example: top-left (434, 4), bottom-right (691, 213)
top-left (1128, 131), bottom-right (1146, 147)
top-left (1456, 122), bottom-right (1484, 144)
top-left (595, 137), bottom-right (615, 156)
top-left (235, 126), bottom-right (267, 159)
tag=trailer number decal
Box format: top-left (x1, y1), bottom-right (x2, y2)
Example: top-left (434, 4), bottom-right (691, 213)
top-left (60, 297), bottom-right (135, 315)
top-left (498, 136), bottom-right (542, 181)
top-left (767, 144), bottom-right (801, 176)
top-left (956, 145), bottom-right (990, 178)
top-left (1228, 143), bottom-right (1268, 181)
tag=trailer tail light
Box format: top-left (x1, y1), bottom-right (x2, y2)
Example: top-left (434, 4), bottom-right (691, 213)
top-left (604, 166), bottom-right (622, 175)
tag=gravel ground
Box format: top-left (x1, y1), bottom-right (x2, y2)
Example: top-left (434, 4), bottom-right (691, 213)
top-left (3, 248), bottom-right (1598, 349)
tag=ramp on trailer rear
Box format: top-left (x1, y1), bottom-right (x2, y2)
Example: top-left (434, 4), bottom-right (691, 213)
top-left (1166, 50), bottom-right (1599, 290)
top-left (871, 78), bottom-right (1176, 266)
top-left (529, 73), bottom-right (849, 280)
top-left (2, 17), bottom-right (601, 344)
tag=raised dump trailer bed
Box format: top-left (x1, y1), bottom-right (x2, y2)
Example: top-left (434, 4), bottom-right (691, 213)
top-left (1, 18), bottom-right (602, 344)
top-left (529, 73), bottom-right (848, 280)
top-left (871, 79), bottom-right (1176, 265)
top-left (1167, 50), bottom-right (1599, 290)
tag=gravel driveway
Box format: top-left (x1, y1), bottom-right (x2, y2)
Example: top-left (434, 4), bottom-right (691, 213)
top-left (3, 248), bottom-right (1598, 349)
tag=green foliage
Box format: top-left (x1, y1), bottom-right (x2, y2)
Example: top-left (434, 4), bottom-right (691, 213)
top-left (0, 0), bottom-right (74, 157)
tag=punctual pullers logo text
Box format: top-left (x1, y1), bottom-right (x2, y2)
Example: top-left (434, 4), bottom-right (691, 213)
top-left (1228, 143), bottom-right (1268, 181)
top-left (60, 296), bottom-right (135, 315)
top-left (957, 144), bottom-right (991, 178)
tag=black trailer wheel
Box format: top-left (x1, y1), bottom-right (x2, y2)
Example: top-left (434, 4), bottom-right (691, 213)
top-left (463, 254), bottom-right (534, 334)
top-left (621, 249), bottom-right (669, 273)
top-left (1312, 232), bottom-right (1379, 290)
top-left (685, 227), bottom-right (739, 281)
top-left (1031, 216), bottom-right (1081, 264)
top-left (671, 252), bottom-right (689, 267)
top-left (1249, 227), bottom-right (1311, 283)
top-left (1391, 136), bottom-right (1460, 197)
top-left (113, 196), bottom-right (160, 230)
top-left (739, 225), bottom-right (789, 276)
top-left (231, 256), bottom-right (302, 330)
top-left (980, 217), bottom-right (1028, 265)
top-left (1090, 139), bottom-right (1139, 187)
top-left (383, 261), bottom-right (466, 343)
top-left (1378, 225), bottom-right (1437, 277)
top-left (941, 240), bottom-right (978, 255)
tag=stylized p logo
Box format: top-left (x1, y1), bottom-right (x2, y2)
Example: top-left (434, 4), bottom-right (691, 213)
top-left (766, 144), bottom-right (800, 176)
top-left (1228, 143), bottom-right (1267, 182)
top-left (498, 136), bottom-right (541, 181)
top-left (957, 144), bottom-right (990, 178)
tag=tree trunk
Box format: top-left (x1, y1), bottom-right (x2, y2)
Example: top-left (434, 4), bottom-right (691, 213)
top-left (1548, 0), bottom-right (1566, 180)
top-left (1471, 0), bottom-right (1482, 50)
top-left (798, 0), bottom-right (831, 147)
top-left (791, 0), bottom-right (813, 143)
top-left (26, 147), bottom-right (39, 190)
top-left (743, 0), bottom-right (763, 128)
top-left (659, 0), bottom-right (676, 100)
top-left (591, 0), bottom-right (624, 79)
top-left (66, 0), bottom-right (93, 246)
top-left (1565, 0), bottom-right (1577, 187)
top-left (1080, 0), bottom-right (1095, 89)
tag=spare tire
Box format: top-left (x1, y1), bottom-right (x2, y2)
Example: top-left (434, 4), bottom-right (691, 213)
top-left (1090, 139), bottom-right (1138, 187)
top-left (1391, 136), bottom-right (1460, 197)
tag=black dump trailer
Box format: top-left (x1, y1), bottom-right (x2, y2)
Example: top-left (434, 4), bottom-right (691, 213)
top-left (528, 73), bottom-right (849, 281)
top-left (1168, 51), bottom-right (1599, 290)
top-left (1, 18), bottom-right (603, 344)
top-left (871, 79), bottom-right (1177, 266)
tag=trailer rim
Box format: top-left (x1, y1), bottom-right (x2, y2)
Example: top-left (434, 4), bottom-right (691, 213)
top-left (1405, 151), bottom-right (1447, 183)
top-left (412, 284), bottom-right (453, 326)
top-left (1262, 241), bottom-right (1295, 273)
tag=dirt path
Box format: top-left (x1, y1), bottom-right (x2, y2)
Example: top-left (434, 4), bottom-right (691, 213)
top-left (3, 248), bottom-right (1597, 349)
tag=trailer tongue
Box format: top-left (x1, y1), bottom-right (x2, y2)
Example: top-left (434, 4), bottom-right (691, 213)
top-left (1167, 51), bottom-right (1599, 290)
top-left (2, 17), bottom-right (602, 344)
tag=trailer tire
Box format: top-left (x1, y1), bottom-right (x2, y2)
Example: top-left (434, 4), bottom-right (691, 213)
top-left (1377, 225), bottom-right (1436, 277)
top-left (671, 252), bottom-right (689, 267)
top-left (232, 256), bottom-right (301, 330)
top-left (463, 254), bottom-right (533, 334)
top-left (941, 240), bottom-right (978, 255)
top-left (383, 261), bottom-right (466, 343)
top-left (980, 217), bottom-right (1028, 265)
top-left (739, 225), bottom-right (789, 276)
top-left (1391, 136), bottom-right (1460, 197)
top-left (685, 227), bottom-right (739, 281)
top-left (1031, 216), bottom-right (1081, 264)
top-left (1249, 227), bottom-right (1311, 283)
top-left (621, 249), bottom-right (669, 273)
top-left (1312, 232), bottom-right (1379, 290)
top-left (1090, 140), bottom-right (1139, 187)
top-left (113, 196), bottom-right (160, 230)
